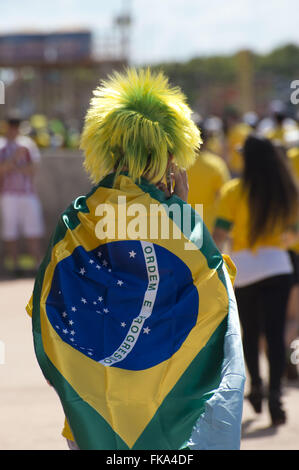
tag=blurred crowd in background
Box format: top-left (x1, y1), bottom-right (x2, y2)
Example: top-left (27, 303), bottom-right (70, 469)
top-left (194, 101), bottom-right (299, 179)
top-left (0, 113), bottom-right (81, 150)
top-left (1, 97), bottom-right (298, 162)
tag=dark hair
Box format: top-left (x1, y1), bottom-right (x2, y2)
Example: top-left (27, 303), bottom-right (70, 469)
top-left (6, 116), bottom-right (21, 127)
top-left (242, 134), bottom-right (298, 247)
top-left (273, 111), bottom-right (286, 126)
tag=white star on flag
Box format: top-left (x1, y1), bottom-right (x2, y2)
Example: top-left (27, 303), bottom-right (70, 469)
top-left (143, 327), bottom-right (151, 334)
top-left (63, 329), bottom-right (68, 334)
top-left (96, 265), bottom-right (101, 270)
top-left (121, 322), bottom-right (126, 327)
top-left (117, 280), bottom-right (124, 286)
top-left (98, 296), bottom-right (103, 302)
top-left (71, 306), bottom-right (77, 312)
top-left (129, 250), bottom-right (136, 258)
top-left (102, 260), bottom-right (108, 267)
top-left (103, 308), bottom-right (109, 313)
top-left (69, 320), bottom-right (74, 325)
top-left (79, 267), bottom-right (86, 275)
top-left (70, 330), bottom-right (76, 336)
top-left (81, 298), bottom-right (87, 304)
top-left (89, 259), bottom-right (94, 264)
top-left (97, 251), bottom-right (102, 258)
top-left (62, 312), bottom-right (67, 317)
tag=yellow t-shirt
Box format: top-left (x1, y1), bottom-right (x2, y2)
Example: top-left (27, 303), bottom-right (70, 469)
top-left (226, 123), bottom-right (252, 175)
top-left (215, 178), bottom-right (292, 252)
top-left (205, 135), bottom-right (223, 156)
top-left (288, 147), bottom-right (299, 180)
top-left (187, 151), bottom-right (230, 232)
top-left (266, 126), bottom-right (286, 144)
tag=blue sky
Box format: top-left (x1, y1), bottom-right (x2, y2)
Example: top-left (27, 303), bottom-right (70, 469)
top-left (0, 0), bottom-right (298, 64)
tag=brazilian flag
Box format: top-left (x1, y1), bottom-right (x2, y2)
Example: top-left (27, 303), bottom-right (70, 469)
top-left (26, 173), bottom-right (245, 450)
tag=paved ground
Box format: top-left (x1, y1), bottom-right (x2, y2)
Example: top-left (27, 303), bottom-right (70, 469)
top-left (0, 278), bottom-right (298, 450)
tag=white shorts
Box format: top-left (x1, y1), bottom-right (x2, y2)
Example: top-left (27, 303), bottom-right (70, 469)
top-left (0, 193), bottom-right (44, 241)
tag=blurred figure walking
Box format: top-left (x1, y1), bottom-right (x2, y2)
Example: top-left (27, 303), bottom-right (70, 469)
top-left (0, 115), bottom-right (44, 276)
top-left (213, 134), bottom-right (299, 426)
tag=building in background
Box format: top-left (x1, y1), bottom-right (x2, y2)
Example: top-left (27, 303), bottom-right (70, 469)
top-left (0, 8), bottom-right (133, 139)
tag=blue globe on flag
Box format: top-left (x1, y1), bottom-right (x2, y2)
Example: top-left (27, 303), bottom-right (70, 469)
top-left (46, 240), bottom-right (199, 371)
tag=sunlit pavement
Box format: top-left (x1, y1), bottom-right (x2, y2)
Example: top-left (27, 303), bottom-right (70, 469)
top-left (241, 354), bottom-right (299, 450)
top-left (0, 279), bottom-right (298, 450)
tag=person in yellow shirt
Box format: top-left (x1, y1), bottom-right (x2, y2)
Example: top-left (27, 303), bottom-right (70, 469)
top-left (266, 111), bottom-right (287, 144)
top-left (222, 108), bottom-right (252, 177)
top-left (187, 127), bottom-right (230, 233)
top-left (203, 116), bottom-right (224, 156)
top-left (288, 146), bottom-right (299, 178)
top-left (266, 111), bottom-right (299, 148)
top-left (213, 134), bottom-right (299, 427)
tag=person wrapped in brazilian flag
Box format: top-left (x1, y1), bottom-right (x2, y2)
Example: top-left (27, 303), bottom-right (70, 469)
top-left (26, 68), bottom-right (245, 450)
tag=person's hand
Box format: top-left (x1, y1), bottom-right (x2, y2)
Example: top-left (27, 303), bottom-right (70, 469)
top-left (173, 166), bottom-right (189, 202)
top-left (156, 164), bottom-right (189, 202)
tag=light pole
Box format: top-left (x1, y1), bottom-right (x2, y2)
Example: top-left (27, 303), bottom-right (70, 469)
top-left (114, 0), bottom-right (132, 64)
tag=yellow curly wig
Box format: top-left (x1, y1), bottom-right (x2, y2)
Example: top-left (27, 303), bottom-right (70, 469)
top-left (80, 67), bottom-right (201, 184)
